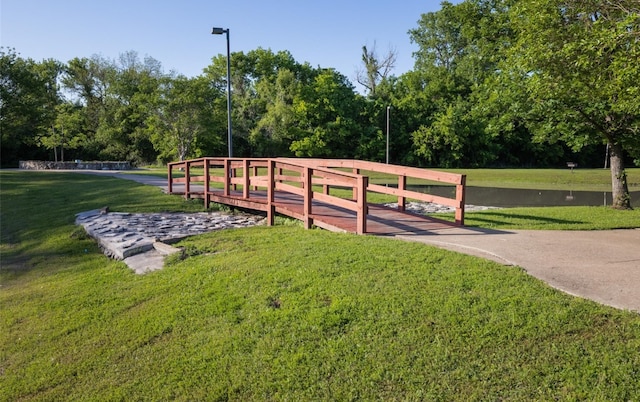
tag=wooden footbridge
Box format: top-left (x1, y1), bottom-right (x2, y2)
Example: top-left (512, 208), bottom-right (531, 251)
top-left (167, 158), bottom-right (466, 235)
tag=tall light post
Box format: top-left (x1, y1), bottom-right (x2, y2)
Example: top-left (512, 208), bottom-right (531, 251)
top-left (386, 106), bottom-right (390, 164)
top-left (212, 27), bottom-right (233, 158)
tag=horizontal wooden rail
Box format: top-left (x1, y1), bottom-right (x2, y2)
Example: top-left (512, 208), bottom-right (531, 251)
top-left (278, 158), bottom-right (466, 224)
top-left (167, 157), bottom-right (465, 233)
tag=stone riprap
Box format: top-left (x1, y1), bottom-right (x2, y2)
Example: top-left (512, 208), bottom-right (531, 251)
top-left (384, 201), bottom-right (499, 214)
top-left (75, 209), bottom-right (264, 274)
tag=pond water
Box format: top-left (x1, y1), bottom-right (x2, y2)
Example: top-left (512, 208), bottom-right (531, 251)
top-left (408, 185), bottom-right (640, 208)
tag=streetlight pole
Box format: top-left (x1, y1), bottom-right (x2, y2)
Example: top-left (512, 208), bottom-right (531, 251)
top-left (212, 27), bottom-right (233, 158)
top-left (386, 106), bottom-right (390, 164)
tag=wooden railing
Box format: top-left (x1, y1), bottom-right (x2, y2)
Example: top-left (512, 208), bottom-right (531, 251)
top-left (282, 159), bottom-right (467, 225)
top-left (168, 158), bottom-right (466, 234)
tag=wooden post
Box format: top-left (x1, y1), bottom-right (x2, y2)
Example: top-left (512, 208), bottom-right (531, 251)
top-left (252, 165), bottom-right (259, 190)
top-left (184, 161), bottom-right (191, 199)
top-left (243, 159), bottom-right (250, 198)
top-left (267, 160), bottom-right (275, 226)
top-left (455, 175), bottom-right (466, 226)
top-left (398, 175), bottom-right (406, 212)
top-left (204, 158), bottom-right (210, 208)
top-left (356, 175), bottom-right (368, 234)
top-left (223, 159), bottom-right (230, 196)
top-left (352, 168), bottom-right (360, 200)
top-left (231, 162), bottom-right (237, 191)
top-left (278, 167), bottom-right (283, 187)
top-left (167, 164), bottom-right (173, 194)
top-left (303, 167), bottom-right (313, 229)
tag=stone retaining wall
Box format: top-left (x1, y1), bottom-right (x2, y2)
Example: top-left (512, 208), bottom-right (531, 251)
top-left (19, 160), bottom-right (132, 170)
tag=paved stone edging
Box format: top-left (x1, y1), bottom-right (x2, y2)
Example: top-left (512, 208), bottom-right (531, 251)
top-left (75, 209), bottom-right (264, 273)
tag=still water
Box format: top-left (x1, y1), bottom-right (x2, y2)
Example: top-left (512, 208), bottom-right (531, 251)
top-left (410, 186), bottom-right (640, 208)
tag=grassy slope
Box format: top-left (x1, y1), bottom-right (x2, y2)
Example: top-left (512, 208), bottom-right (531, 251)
top-left (2, 171), bottom-right (640, 400)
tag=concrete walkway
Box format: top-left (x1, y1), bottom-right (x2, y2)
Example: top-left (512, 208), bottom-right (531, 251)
top-left (396, 227), bottom-right (640, 312)
top-left (55, 169), bottom-right (640, 312)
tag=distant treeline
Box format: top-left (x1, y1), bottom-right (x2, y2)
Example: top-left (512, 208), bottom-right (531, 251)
top-left (2, 0), bottom-right (638, 171)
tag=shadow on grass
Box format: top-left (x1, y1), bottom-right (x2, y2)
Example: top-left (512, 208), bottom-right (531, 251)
top-left (465, 210), bottom-right (585, 226)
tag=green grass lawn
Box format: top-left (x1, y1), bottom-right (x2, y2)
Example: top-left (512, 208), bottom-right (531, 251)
top-left (445, 206), bottom-right (640, 230)
top-left (2, 170), bottom-right (640, 400)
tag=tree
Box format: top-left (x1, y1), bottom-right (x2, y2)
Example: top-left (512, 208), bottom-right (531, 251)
top-left (355, 42), bottom-right (397, 97)
top-left (62, 52), bottom-right (165, 163)
top-left (290, 69), bottom-right (365, 158)
top-left (250, 68), bottom-right (302, 156)
top-left (38, 102), bottom-right (86, 161)
top-left (62, 55), bottom-right (113, 134)
top-left (148, 76), bottom-right (225, 162)
top-left (204, 48), bottom-right (313, 156)
top-left (506, 0), bottom-right (640, 208)
top-left (1, 49), bottom-right (62, 165)
top-left (105, 52), bottom-right (164, 163)
top-left (407, 1), bottom-right (497, 167)
top-left (412, 99), bottom-right (491, 167)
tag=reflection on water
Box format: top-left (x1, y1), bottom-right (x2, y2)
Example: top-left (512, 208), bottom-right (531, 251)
top-left (407, 185), bottom-right (640, 208)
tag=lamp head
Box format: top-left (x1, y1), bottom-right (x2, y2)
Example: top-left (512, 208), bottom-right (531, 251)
top-left (211, 27), bottom-right (226, 35)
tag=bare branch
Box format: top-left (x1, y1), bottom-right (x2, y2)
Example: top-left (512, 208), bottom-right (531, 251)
top-left (355, 41), bottom-right (397, 96)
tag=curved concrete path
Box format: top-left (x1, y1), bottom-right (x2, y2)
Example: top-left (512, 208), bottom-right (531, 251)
top-left (42, 169), bottom-right (640, 312)
top-left (396, 227), bottom-right (640, 312)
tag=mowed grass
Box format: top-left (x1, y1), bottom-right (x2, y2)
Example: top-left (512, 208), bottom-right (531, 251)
top-left (2, 171), bottom-right (640, 400)
top-left (445, 206), bottom-right (640, 230)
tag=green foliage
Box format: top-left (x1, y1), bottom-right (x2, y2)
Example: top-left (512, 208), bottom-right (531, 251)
top-left (406, 1), bottom-right (510, 167)
top-left (501, 0), bottom-right (640, 207)
top-left (3, 1), bottom-right (639, 171)
top-left (2, 171), bottom-right (640, 400)
top-left (37, 102), bottom-right (86, 161)
top-left (204, 48), bottom-right (318, 157)
top-left (250, 69), bottom-right (302, 156)
top-left (0, 48), bottom-right (61, 165)
top-left (204, 49), bottom-right (370, 159)
top-left (62, 55), bottom-right (114, 158)
top-left (505, 0), bottom-right (640, 147)
top-left (412, 100), bottom-right (493, 167)
top-left (148, 75), bottom-right (225, 163)
top-left (291, 69), bottom-right (365, 158)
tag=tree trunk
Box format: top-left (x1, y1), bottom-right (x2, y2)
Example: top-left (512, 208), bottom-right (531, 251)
top-left (609, 141), bottom-right (632, 209)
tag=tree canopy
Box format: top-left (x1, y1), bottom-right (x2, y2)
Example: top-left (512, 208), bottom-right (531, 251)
top-left (503, 0), bottom-right (640, 208)
top-left (2, 1), bottom-right (638, 205)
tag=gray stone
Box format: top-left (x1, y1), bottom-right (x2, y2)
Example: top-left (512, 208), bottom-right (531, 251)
top-left (384, 201), bottom-right (501, 215)
top-left (124, 250), bottom-right (167, 274)
top-left (152, 241), bottom-right (182, 256)
top-left (75, 210), bottom-right (264, 273)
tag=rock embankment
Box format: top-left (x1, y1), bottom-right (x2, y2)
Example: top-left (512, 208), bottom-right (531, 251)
top-left (384, 201), bottom-right (499, 214)
top-left (75, 209), bottom-right (263, 274)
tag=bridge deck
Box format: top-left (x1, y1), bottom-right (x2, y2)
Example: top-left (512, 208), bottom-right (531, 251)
top-left (174, 186), bottom-right (458, 235)
top-left (168, 158), bottom-right (466, 235)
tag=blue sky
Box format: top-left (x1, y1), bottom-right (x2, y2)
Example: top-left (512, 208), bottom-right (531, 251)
top-left (2, 1), bottom-right (449, 90)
